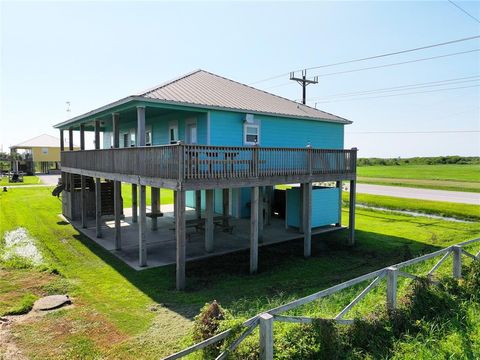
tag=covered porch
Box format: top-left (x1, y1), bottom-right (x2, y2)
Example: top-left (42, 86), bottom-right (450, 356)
top-left (68, 203), bottom-right (344, 271)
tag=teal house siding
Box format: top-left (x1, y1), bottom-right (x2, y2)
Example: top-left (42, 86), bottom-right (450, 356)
top-left (286, 187), bottom-right (340, 228)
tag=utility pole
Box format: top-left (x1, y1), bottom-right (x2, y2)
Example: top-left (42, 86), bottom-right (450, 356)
top-left (290, 70), bottom-right (318, 105)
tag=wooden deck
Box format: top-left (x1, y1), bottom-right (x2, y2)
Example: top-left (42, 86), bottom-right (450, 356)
top-left (61, 144), bottom-right (357, 190)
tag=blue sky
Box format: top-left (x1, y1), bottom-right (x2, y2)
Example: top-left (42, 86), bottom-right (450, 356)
top-left (1, 0), bottom-right (479, 157)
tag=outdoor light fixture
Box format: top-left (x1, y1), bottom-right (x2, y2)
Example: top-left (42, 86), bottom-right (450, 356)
top-left (244, 114), bottom-right (254, 124)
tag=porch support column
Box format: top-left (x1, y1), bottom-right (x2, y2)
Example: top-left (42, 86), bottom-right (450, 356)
top-left (80, 125), bottom-right (87, 228)
top-left (151, 187), bottom-right (160, 231)
top-left (94, 120), bottom-right (102, 238)
top-left (195, 190), bottom-right (202, 219)
top-left (176, 189), bottom-right (186, 291)
top-left (132, 184), bottom-right (138, 223)
top-left (68, 128), bottom-right (73, 151)
top-left (113, 113), bottom-right (121, 249)
top-left (60, 129), bottom-right (65, 151)
top-left (205, 189), bottom-right (214, 253)
top-left (250, 186), bottom-right (259, 274)
top-left (222, 188), bottom-right (229, 225)
top-left (348, 180), bottom-right (356, 246)
top-left (302, 182), bottom-right (312, 258)
top-left (336, 181), bottom-right (342, 227)
top-left (139, 184), bottom-right (147, 267)
top-left (137, 106), bottom-right (146, 146)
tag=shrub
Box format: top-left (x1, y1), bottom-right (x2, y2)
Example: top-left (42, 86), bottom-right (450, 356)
top-left (192, 300), bottom-right (227, 358)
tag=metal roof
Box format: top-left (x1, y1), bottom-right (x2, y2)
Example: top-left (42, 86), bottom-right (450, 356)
top-left (11, 134), bottom-right (61, 149)
top-left (137, 69), bottom-right (350, 123)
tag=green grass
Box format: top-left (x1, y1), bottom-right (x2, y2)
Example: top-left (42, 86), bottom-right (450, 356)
top-left (357, 164), bottom-right (480, 193)
top-left (345, 192), bottom-right (480, 221)
top-left (1, 186), bottom-right (479, 358)
top-left (121, 184), bottom-right (174, 207)
top-left (0, 175), bottom-right (41, 186)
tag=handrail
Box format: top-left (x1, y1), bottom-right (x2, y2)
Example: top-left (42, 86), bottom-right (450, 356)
top-left (163, 238), bottom-right (480, 360)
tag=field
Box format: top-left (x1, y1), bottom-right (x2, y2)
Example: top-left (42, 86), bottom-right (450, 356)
top-left (0, 175), bottom-right (41, 186)
top-left (1, 186), bottom-right (480, 359)
top-left (346, 192), bottom-right (480, 221)
top-left (357, 164), bottom-right (480, 193)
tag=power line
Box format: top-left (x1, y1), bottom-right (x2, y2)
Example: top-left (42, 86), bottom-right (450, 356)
top-left (307, 75), bottom-right (480, 100)
top-left (316, 84), bottom-right (479, 103)
top-left (347, 130), bottom-right (480, 134)
top-left (266, 49), bottom-right (480, 90)
top-left (448, 0), bottom-right (480, 24)
top-left (249, 35), bottom-right (480, 85)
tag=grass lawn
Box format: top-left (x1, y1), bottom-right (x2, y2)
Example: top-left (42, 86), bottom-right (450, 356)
top-left (0, 175), bottom-right (41, 186)
top-left (121, 183), bottom-right (174, 207)
top-left (345, 192), bottom-right (480, 222)
top-left (357, 164), bottom-right (480, 193)
top-left (1, 186), bottom-right (480, 359)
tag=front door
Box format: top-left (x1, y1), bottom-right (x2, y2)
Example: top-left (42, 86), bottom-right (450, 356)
top-left (186, 122), bottom-right (197, 144)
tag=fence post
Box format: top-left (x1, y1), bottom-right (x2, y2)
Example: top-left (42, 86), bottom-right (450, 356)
top-left (386, 267), bottom-right (398, 311)
top-left (453, 245), bottom-right (462, 279)
top-left (259, 313), bottom-right (273, 360)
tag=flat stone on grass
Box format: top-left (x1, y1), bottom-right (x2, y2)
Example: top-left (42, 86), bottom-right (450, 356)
top-left (32, 295), bottom-right (71, 311)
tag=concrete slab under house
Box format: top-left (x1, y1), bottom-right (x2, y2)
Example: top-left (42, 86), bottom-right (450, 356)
top-left (53, 69), bottom-right (357, 290)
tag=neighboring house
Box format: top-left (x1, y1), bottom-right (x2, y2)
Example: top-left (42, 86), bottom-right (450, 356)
top-left (9, 134), bottom-right (73, 174)
top-left (54, 69), bottom-right (357, 290)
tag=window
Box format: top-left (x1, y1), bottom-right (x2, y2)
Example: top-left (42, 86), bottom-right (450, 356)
top-left (244, 124), bottom-right (259, 145)
top-left (41, 147), bottom-right (49, 155)
top-left (130, 132), bottom-right (136, 147)
top-left (169, 125), bottom-right (178, 144)
top-left (123, 133), bottom-right (129, 148)
top-left (146, 130), bottom-right (152, 146)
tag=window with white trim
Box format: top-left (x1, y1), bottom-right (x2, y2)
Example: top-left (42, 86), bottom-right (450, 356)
top-left (244, 124), bottom-right (259, 145)
top-left (169, 125), bottom-right (178, 144)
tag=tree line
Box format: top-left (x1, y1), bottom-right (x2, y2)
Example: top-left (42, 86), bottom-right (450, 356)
top-left (358, 156), bottom-right (480, 166)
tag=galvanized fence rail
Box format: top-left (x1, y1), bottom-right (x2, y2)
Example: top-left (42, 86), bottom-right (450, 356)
top-left (163, 238), bottom-right (480, 360)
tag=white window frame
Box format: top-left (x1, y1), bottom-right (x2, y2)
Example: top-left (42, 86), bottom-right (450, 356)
top-left (145, 125), bottom-right (152, 146)
top-left (169, 121), bottom-right (179, 144)
top-left (244, 124), bottom-right (260, 145)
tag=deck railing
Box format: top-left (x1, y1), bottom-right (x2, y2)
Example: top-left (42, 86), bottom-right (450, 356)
top-left (61, 144), bottom-right (357, 182)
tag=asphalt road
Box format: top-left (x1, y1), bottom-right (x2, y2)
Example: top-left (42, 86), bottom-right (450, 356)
top-left (356, 183), bottom-right (480, 205)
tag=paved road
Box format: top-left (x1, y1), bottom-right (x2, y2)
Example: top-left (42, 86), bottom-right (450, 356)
top-left (356, 183), bottom-right (480, 205)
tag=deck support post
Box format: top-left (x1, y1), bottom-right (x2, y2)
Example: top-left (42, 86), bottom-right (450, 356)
top-left (114, 181), bottom-right (122, 250)
top-left (348, 180), bottom-right (356, 246)
top-left (302, 182), bottom-right (312, 258)
top-left (453, 245), bottom-right (462, 279)
top-left (79, 124), bottom-right (87, 228)
top-left (205, 189), bottom-right (214, 253)
top-left (139, 184), bottom-right (147, 267)
top-left (175, 189), bottom-right (186, 291)
top-left (94, 120), bottom-right (102, 238)
top-left (222, 188), bottom-right (229, 226)
top-left (258, 187), bottom-right (264, 243)
top-left (151, 187), bottom-right (160, 231)
top-left (250, 186), bottom-right (259, 274)
top-left (132, 184), bottom-right (138, 223)
top-left (112, 113), bottom-right (121, 249)
top-left (95, 178), bottom-right (102, 238)
top-left (80, 175), bottom-right (87, 228)
top-left (259, 313), bottom-right (274, 360)
top-left (195, 190), bottom-right (202, 219)
top-left (336, 180), bottom-right (342, 227)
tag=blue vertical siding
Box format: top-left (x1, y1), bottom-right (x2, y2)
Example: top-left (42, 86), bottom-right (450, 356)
top-left (286, 186), bottom-right (340, 228)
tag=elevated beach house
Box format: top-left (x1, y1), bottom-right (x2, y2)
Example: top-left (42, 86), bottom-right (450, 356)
top-left (54, 70), bottom-right (357, 290)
